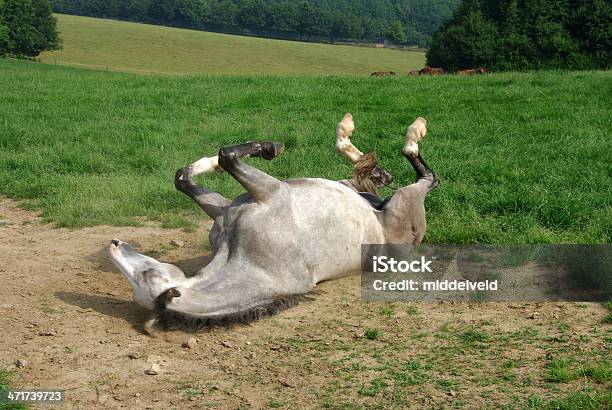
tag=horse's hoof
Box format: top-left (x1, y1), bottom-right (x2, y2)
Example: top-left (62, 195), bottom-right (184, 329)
top-left (403, 117), bottom-right (428, 155)
top-left (261, 142), bottom-right (285, 160)
top-left (174, 166), bottom-right (192, 190)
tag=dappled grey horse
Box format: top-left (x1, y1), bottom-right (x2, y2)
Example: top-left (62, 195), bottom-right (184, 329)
top-left (109, 114), bottom-right (438, 332)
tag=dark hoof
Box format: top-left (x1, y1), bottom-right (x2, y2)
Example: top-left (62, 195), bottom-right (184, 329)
top-left (260, 142), bottom-right (285, 160)
top-left (174, 167), bottom-right (192, 190)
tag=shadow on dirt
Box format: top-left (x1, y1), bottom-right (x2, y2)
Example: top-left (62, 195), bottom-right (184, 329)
top-left (55, 291), bottom-right (149, 332)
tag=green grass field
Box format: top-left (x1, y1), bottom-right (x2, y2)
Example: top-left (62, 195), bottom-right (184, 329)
top-left (1, 59), bottom-right (610, 244)
top-left (39, 14), bottom-right (425, 75)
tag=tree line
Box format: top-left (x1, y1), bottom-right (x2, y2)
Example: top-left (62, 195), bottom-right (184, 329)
top-left (48, 0), bottom-right (459, 47)
top-left (1, 0), bottom-right (60, 57)
top-left (427, 0), bottom-right (611, 71)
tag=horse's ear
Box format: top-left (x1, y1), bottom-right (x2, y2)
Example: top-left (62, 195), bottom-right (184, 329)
top-left (155, 287), bottom-right (182, 308)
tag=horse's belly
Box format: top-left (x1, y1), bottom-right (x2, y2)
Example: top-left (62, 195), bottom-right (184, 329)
top-left (222, 179), bottom-right (383, 284)
top-left (287, 179), bottom-right (384, 282)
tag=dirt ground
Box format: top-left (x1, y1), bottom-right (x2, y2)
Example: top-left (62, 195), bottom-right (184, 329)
top-left (0, 198), bottom-right (609, 409)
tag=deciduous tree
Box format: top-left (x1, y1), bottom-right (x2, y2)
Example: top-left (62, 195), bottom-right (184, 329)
top-left (1, 0), bottom-right (60, 57)
top-left (427, 0), bottom-right (611, 71)
top-left (384, 19), bottom-right (407, 44)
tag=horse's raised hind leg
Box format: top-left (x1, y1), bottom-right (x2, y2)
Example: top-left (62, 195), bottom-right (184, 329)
top-left (175, 155), bottom-right (231, 219)
top-left (402, 117), bottom-right (438, 190)
top-left (381, 118), bottom-right (439, 245)
top-left (217, 141), bottom-right (286, 203)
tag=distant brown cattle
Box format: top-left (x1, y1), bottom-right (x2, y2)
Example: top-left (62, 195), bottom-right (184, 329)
top-left (408, 70), bottom-right (421, 76)
top-left (457, 67), bottom-right (488, 75)
top-left (371, 71), bottom-right (397, 77)
top-left (457, 69), bottom-right (476, 75)
top-left (419, 66), bottom-right (445, 75)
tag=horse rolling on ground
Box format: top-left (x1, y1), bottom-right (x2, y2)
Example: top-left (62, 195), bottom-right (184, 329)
top-left (109, 114), bottom-right (439, 333)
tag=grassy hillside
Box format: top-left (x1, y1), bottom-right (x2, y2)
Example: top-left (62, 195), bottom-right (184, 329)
top-left (39, 14), bottom-right (425, 75)
top-left (0, 59), bottom-right (610, 244)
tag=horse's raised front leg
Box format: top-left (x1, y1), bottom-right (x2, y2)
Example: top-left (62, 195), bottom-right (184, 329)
top-left (381, 118), bottom-right (439, 245)
top-left (217, 141), bottom-right (286, 203)
top-left (175, 155), bottom-right (231, 220)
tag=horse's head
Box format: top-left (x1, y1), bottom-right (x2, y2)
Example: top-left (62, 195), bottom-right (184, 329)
top-left (108, 239), bottom-right (186, 310)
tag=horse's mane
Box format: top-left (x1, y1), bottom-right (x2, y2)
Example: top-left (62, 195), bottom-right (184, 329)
top-left (149, 290), bottom-right (317, 333)
top-left (352, 152), bottom-right (379, 196)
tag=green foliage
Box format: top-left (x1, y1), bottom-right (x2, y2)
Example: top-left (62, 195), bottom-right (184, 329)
top-left (357, 378), bottom-right (387, 396)
top-left (384, 20), bottom-right (407, 44)
top-left (541, 391), bottom-right (611, 410)
top-left (427, 7), bottom-right (498, 71)
top-left (49, 0), bottom-right (461, 46)
top-left (0, 0), bottom-right (60, 57)
top-left (380, 305), bottom-right (395, 318)
top-left (546, 357), bottom-right (612, 384)
top-left (31, 0), bottom-right (60, 51)
top-left (461, 329), bottom-right (490, 347)
top-left (267, 398), bottom-right (283, 408)
top-left (427, 0), bottom-right (612, 71)
top-left (0, 18), bottom-right (9, 56)
top-left (364, 329), bottom-right (383, 340)
top-left (546, 359), bottom-right (578, 383)
top-left (236, 0), bottom-right (266, 32)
